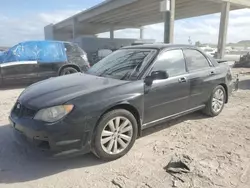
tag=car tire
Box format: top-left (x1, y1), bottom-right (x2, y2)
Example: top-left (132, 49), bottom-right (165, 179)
top-left (60, 67), bottom-right (78, 76)
top-left (93, 109), bottom-right (138, 161)
top-left (203, 85), bottom-right (226, 117)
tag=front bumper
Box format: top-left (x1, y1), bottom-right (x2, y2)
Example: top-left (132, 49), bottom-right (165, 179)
top-left (9, 115), bottom-right (92, 157)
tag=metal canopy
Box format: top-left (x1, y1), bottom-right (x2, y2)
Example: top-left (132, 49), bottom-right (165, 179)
top-left (52, 0), bottom-right (250, 38)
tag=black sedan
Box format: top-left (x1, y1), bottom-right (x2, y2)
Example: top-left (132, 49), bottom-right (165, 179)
top-left (10, 44), bottom-right (234, 160)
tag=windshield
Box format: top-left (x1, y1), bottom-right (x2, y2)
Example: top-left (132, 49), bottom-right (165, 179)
top-left (87, 49), bottom-right (155, 80)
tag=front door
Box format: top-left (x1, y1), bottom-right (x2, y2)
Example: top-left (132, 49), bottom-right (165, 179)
top-left (143, 49), bottom-right (190, 125)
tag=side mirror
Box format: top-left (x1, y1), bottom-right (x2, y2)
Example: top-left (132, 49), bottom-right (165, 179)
top-left (151, 70), bottom-right (169, 80)
top-left (144, 70), bottom-right (169, 86)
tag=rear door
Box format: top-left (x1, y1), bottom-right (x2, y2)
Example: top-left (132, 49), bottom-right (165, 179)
top-left (143, 49), bottom-right (190, 125)
top-left (37, 41), bottom-right (67, 80)
top-left (1, 43), bottom-right (38, 85)
top-left (183, 48), bottom-right (217, 109)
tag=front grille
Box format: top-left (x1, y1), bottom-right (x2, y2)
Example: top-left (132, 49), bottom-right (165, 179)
top-left (12, 102), bottom-right (37, 118)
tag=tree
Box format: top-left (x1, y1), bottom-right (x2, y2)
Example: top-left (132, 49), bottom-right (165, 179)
top-left (188, 36), bottom-right (192, 45)
top-left (195, 41), bottom-right (201, 47)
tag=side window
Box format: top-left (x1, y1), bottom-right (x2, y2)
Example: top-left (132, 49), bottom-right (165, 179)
top-left (183, 49), bottom-right (210, 71)
top-left (38, 42), bottom-right (66, 63)
top-left (64, 43), bottom-right (82, 55)
top-left (152, 49), bottom-right (186, 77)
top-left (3, 43), bottom-right (38, 63)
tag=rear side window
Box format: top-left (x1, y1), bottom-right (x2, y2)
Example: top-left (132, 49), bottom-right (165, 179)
top-left (38, 42), bottom-right (66, 63)
top-left (152, 49), bottom-right (186, 77)
top-left (64, 43), bottom-right (85, 56)
top-left (183, 49), bottom-right (210, 71)
top-left (64, 43), bottom-right (89, 71)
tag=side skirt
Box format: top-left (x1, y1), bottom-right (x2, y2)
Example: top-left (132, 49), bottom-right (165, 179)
top-left (141, 105), bottom-right (206, 130)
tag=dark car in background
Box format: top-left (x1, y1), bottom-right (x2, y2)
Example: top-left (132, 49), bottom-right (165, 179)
top-left (10, 44), bottom-right (233, 160)
top-left (0, 41), bottom-right (90, 86)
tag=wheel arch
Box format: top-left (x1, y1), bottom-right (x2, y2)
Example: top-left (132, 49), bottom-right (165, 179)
top-left (58, 64), bottom-right (81, 75)
top-left (219, 83), bottom-right (228, 103)
top-left (95, 103), bottom-right (142, 137)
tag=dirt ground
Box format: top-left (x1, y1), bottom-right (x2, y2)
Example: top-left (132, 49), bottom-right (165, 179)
top-left (0, 68), bottom-right (250, 188)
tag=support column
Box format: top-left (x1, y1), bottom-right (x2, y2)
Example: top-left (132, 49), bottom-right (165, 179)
top-left (217, 2), bottom-right (230, 59)
top-left (72, 18), bottom-right (77, 41)
top-left (161, 0), bottom-right (175, 43)
top-left (44, 24), bottom-right (54, 40)
top-left (139, 26), bottom-right (144, 39)
top-left (110, 27), bottom-right (114, 39)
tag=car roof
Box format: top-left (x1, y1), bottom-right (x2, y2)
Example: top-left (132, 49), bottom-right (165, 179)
top-left (18, 40), bottom-right (75, 45)
top-left (122, 43), bottom-right (196, 50)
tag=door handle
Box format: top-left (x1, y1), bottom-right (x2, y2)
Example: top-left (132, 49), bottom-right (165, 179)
top-left (178, 77), bottom-right (187, 83)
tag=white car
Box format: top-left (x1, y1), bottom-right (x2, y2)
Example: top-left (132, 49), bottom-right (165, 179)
top-left (203, 48), bottom-right (217, 57)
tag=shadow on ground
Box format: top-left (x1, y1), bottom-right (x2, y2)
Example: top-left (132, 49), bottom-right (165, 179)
top-left (0, 124), bottom-right (104, 184)
top-left (0, 112), bottom-right (208, 184)
top-left (142, 112), bottom-right (208, 137)
top-left (238, 78), bottom-right (250, 90)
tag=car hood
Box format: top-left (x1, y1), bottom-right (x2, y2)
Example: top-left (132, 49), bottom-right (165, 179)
top-left (19, 73), bottom-right (129, 109)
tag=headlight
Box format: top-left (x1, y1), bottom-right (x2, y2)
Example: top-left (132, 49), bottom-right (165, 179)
top-left (34, 105), bottom-right (74, 123)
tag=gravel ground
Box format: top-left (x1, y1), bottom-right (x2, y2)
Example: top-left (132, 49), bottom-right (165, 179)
top-left (0, 69), bottom-right (250, 188)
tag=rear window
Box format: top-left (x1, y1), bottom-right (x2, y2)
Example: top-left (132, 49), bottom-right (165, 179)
top-left (183, 49), bottom-right (210, 71)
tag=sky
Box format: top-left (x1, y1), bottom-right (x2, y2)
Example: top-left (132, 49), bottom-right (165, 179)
top-left (0, 0), bottom-right (250, 47)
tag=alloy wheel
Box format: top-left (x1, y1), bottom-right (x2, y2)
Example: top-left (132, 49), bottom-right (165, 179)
top-left (212, 88), bottom-right (225, 113)
top-left (100, 117), bottom-right (133, 155)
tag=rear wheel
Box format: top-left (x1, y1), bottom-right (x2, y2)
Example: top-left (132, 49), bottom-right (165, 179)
top-left (203, 85), bottom-right (226, 117)
top-left (60, 67), bottom-right (78, 76)
top-left (93, 109), bottom-right (138, 161)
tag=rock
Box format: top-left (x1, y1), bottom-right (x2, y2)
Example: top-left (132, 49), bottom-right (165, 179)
top-left (172, 180), bottom-right (177, 187)
top-left (164, 154), bottom-right (193, 174)
top-left (111, 179), bottom-right (123, 188)
top-left (230, 180), bottom-right (237, 186)
top-left (240, 163), bottom-right (250, 183)
top-left (153, 145), bottom-right (157, 152)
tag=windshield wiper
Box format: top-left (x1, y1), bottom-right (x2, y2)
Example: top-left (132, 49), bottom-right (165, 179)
top-left (120, 71), bottom-right (132, 80)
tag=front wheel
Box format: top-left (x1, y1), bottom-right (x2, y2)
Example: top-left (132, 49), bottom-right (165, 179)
top-left (203, 85), bottom-right (226, 117)
top-left (93, 109), bottom-right (138, 161)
